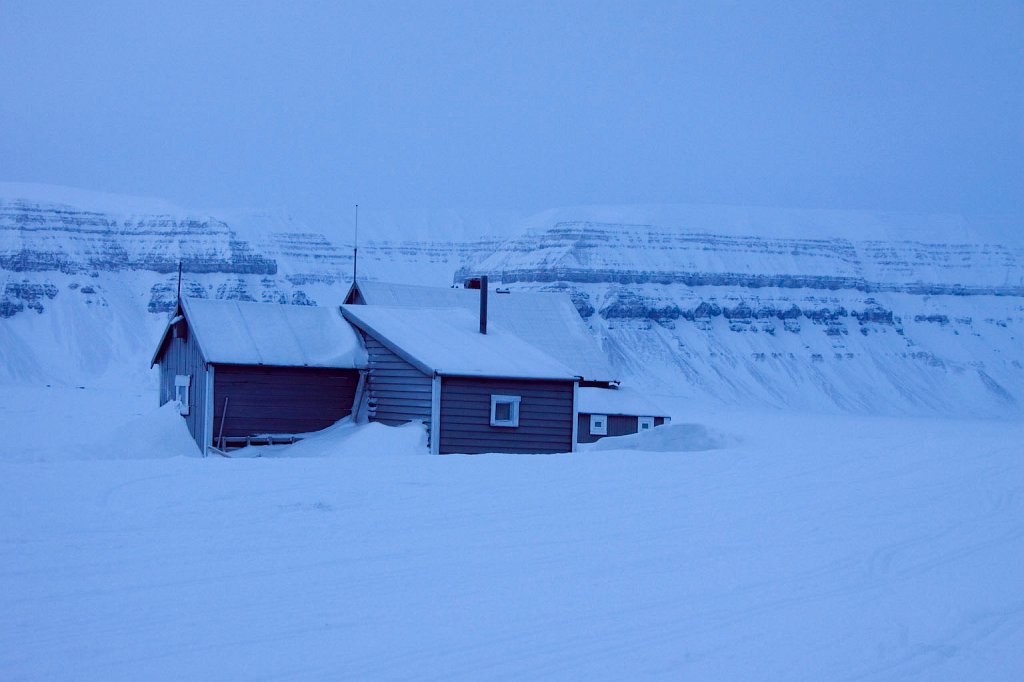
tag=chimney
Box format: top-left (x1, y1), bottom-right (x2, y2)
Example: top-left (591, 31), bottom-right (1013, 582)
top-left (479, 275), bottom-right (488, 334)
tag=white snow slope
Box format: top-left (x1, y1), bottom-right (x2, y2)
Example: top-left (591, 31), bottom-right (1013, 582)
top-left (2, 183), bottom-right (1022, 417)
top-left (1, 387), bottom-right (1022, 680)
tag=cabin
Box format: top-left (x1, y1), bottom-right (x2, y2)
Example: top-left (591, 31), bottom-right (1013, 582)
top-left (150, 298), bottom-right (367, 454)
top-left (576, 386), bottom-right (671, 444)
top-left (152, 279), bottom-right (672, 455)
top-left (345, 279), bottom-right (672, 444)
top-left (340, 302), bottom-right (580, 454)
top-left (344, 279), bottom-right (617, 386)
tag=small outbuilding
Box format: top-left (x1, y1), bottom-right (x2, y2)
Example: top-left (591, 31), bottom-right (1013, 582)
top-left (577, 386), bottom-right (671, 444)
top-left (340, 303), bottom-right (580, 454)
top-left (150, 298), bottom-right (367, 454)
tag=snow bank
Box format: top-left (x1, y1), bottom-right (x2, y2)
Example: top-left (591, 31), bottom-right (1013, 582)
top-left (231, 419), bottom-right (429, 458)
top-left (80, 401), bottom-right (201, 460)
top-left (589, 422), bottom-right (730, 452)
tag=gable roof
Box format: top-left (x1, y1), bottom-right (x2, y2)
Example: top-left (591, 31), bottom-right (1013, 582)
top-left (578, 387), bottom-right (670, 417)
top-left (345, 281), bottom-right (617, 382)
top-left (341, 304), bottom-right (578, 380)
top-left (151, 298), bottom-right (367, 369)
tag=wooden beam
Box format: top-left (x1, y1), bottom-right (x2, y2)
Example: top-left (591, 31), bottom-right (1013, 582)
top-left (430, 373), bottom-right (441, 455)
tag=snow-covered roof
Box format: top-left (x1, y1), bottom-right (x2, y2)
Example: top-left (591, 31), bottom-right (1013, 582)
top-left (578, 387), bottom-right (670, 417)
top-left (152, 299), bottom-right (367, 368)
top-left (341, 305), bottom-right (579, 380)
top-left (346, 281), bottom-right (616, 382)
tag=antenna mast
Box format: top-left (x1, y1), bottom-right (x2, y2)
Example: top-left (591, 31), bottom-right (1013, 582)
top-left (352, 204), bottom-right (359, 283)
top-left (176, 260), bottom-right (183, 305)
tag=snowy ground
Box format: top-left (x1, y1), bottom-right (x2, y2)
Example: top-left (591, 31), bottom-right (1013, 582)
top-left (1, 386), bottom-right (1022, 680)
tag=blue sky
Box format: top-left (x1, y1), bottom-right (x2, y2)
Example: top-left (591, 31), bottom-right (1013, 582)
top-left (1, 1), bottom-right (1021, 225)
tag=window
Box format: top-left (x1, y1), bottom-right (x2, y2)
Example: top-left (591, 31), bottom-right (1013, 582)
top-left (638, 416), bottom-right (655, 431)
top-left (590, 414), bottom-right (607, 435)
top-left (174, 374), bottom-right (191, 415)
top-left (490, 394), bottom-right (521, 427)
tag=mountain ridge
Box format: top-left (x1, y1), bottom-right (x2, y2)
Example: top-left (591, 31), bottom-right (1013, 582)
top-left (1, 184), bottom-right (1021, 417)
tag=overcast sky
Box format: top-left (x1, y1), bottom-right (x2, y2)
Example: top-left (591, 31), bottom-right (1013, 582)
top-left (2, 1), bottom-right (1021, 226)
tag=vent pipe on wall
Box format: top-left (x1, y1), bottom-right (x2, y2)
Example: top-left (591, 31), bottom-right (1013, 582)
top-left (479, 275), bottom-right (488, 334)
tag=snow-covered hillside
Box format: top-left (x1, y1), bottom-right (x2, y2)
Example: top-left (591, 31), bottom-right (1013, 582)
top-left (1, 183), bottom-right (1022, 416)
top-left (0, 183), bottom-right (508, 386)
top-left (460, 210), bottom-right (1024, 416)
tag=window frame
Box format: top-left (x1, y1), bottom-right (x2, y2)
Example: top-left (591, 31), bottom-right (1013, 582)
top-left (174, 374), bottom-right (191, 416)
top-left (590, 413), bottom-right (607, 436)
top-left (490, 394), bottom-right (522, 428)
top-left (638, 416), bottom-right (655, 432)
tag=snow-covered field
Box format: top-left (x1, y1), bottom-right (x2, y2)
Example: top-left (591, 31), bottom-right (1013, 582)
top-left (1, 387), bottom-right (1021, 679)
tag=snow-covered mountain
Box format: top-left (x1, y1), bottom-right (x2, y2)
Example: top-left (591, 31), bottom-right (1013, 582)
top-left (2, 183), bottom-right (1021, 417)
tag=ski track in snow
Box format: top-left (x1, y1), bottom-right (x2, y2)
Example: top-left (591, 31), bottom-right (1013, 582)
top-left (0, 389), bottom-right (1022, 680)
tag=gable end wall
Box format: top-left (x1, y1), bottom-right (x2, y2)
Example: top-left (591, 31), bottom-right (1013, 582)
top-left (156, 320), bottom-right (208, 450)
top-left (359, 332), bottom-right (433, 427)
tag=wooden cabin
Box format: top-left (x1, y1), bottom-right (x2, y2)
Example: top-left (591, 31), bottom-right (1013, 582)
top-left (152, 281), bottom-right (671, 455)
top-left (576, 386), bottom-right (671, 444)
top-left (150, 298), bottom-right (367, 454)
top-left (344, 280), bottom-right (618, 387)
top-left (344, 280), bottom-right (674, 445)
top-left (340, 303), bottom-right (580, 454)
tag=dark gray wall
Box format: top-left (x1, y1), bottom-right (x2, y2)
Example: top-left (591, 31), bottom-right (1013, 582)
top-left (577, 414), bottom-right (667, 443)
top-left (212, 365), bottom-right (359, 439)
top-left (359, 332), bottom-right (433, 426)
top-left (439, 377), bottom-right (574, 455)
top-left (156, 318), bottom-right (208, 449)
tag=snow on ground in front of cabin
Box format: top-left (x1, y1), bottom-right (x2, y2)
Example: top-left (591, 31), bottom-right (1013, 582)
top-left (1, 386), bottom-right (1022, 680)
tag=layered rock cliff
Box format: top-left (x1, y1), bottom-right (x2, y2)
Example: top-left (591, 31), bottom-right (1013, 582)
top-left (2, 184), bottom-right (1021, 416)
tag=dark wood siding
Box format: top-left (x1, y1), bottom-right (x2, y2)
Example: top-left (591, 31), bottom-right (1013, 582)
top-left (359, 333), bottom-right (433, 426)
top-left (577, 414), bottom-right (668, 443)
top-left (156, 319), bottom-right (208, 449)
top-left (212, 365), bottom-right (359, 438)
top-left (440, 377), bottom-right (574, 454)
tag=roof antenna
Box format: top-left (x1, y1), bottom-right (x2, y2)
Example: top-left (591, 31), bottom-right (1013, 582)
top-left (175, 260), bottom-right (183, 307)
top-left (352, 204), bottom-right (359, 284)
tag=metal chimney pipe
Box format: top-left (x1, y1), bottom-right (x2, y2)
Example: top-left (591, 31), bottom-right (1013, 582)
top-left (479, 275), bottom-right (488, 334)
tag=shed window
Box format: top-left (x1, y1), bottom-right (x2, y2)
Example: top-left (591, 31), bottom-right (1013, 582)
top-left (174, 374), bottom-right (191, 416)
top-left (638, 416), bottom-right (655, 431)
top-left (590, 414), bottom-right (607, 435)
top-left (490, 395), bottom-right (521, 427)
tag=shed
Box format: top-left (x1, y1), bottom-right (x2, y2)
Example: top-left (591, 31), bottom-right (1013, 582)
top-left (577, 387), bottom-right (671, 444)
top-left (340, 304), bottom-right (580, 455)
top-left (150, 298), bottom-right (367, 454)
top-left (344, 280), bottom-right (616, 385)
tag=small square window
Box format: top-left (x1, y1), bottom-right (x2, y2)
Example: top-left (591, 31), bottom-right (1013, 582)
top-left (174, 374), bottom-right (191, 416)
top-left (490, 395), bottom-right (521, 427)
top-left (590, 414), bottom-right (607, 436)
top-left (638, 416), bottom-right (655, 431)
